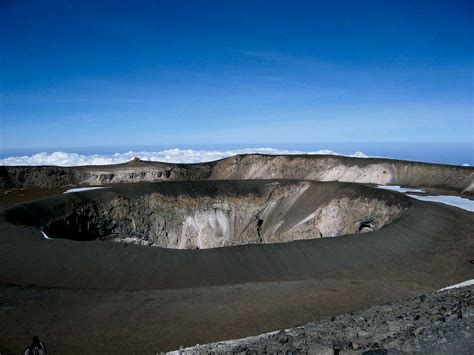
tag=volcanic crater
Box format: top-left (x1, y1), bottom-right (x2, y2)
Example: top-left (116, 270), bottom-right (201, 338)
top-left (6, 180), bottom-right (409, 249)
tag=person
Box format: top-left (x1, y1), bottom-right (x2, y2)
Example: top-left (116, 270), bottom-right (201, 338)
top-left (24, 336), bottom-right (47, 355)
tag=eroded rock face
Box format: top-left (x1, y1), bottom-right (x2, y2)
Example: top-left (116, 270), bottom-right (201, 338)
top-left (7, 181), bottom-right (409, 249)
top-left (1, 154), bottom-right (472, 193)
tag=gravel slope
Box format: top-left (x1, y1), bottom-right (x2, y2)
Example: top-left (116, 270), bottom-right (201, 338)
top-left (171, 285), bottom-right (474, 354)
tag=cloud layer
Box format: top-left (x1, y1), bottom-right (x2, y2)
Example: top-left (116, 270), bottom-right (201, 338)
top-left (0, 148), bottom-right (368, 167)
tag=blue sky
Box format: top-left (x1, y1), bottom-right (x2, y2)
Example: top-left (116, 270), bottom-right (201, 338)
top-left (0, 0), bottom-right (472, 153)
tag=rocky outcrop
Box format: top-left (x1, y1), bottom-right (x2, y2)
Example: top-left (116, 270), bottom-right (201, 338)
top-left (0, 159), bottom-right (213, 188)
top-left (210, 155), bottom-right (474, 194)
top-left (5, 180), bottom-right (409, 249)
top-left (1, 154), bottom-right (472, 193)
top-left (170, 285), bottom-right (474, 354)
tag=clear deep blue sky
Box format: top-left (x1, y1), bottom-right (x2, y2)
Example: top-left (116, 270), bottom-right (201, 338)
top-left (0, 0), bottom-right (472, 157)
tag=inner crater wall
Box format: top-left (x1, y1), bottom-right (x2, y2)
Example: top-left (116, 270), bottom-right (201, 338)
top-left (6, 181), bottom-right (410, 249)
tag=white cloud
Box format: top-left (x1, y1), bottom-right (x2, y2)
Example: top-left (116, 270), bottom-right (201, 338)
top-left (0, 148), bottom-right (368, 167)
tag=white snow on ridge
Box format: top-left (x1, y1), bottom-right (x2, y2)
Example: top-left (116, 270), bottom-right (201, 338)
top-left (0, 148), bottom-right (368, 167)
top-left (39, 230), bottom-right (51, 240)
top-left (438, 279), bottom-right (474, 291)
top-left (407, 194), bottom-right (474, 212)
top-left (64, 186), bottom-right (109, 194)
top-left (376, 185), bottom-right (425, 193)
top-left (374, 185), bottom-right (474, 212)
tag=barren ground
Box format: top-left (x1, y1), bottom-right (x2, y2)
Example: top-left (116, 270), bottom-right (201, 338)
top-left (0, 156), bottom-right (473, 354)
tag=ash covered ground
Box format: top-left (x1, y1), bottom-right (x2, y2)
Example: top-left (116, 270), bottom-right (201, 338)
top-left (0, 155), bottom-right (472, 354)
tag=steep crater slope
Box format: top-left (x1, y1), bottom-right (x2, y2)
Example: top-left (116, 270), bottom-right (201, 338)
top-left (6, 180), bottom-right (409, 249)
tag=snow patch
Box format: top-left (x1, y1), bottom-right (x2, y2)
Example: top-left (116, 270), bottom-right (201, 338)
top-left (438, 279), bottom-right (474, 291)
top-left (39, 229), bottom-right (51, 240)
top-left (407, 194), bottom-right (474, 212)
top-left (376, 185), bottom-right (426, 193)
top-left (374, 185), bottom-right (473, 212)
top-left (0, 148), bottom-right (368, 167)
top-left (64, 186), bottom-right (109, 194)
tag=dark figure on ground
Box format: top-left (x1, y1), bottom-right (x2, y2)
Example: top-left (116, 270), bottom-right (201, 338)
top-left (24, 336), bottom-right (47, 355)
